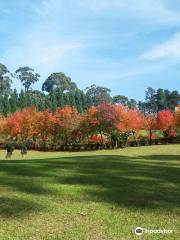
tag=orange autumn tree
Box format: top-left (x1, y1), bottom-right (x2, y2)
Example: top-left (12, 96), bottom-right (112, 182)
top-left (115, 105), bottom-right (144, 133)
top-left (96, 102), bottom-right (117, 142)
top-left (5, 111), bottom-right (24, 140)
top-left (35, 109), bottom-right (55, 149)
top-left (144, 114), bottom-right (157, 144)
top-left (79, 106), bottom-right (99, 143)
top-left (0, 103), bottom-right (178, 150)
top-left (157, 110), bottom-right (176, 137)
top-left (5, 107), bottom-right (40, 142)
top-left (53, 106), bottom-right (81, 146)
top-left (175, 106), bottom-right (180, 129)
top-left (81, 102), bottom-right (117, 143)
top-left (78, 106), bottom-right (99, 142)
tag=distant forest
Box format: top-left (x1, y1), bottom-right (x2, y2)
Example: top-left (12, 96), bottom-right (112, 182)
top-left (0, 63), bottom-right (179, 116)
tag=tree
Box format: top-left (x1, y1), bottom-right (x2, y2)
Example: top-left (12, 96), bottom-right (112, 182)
top-left (74, 89), bottom-right (83, 113)
top-left (175, 105), bottom-right (180, 129)
top-left (145, 87), bottom-right (157, 113)
top-left (127, 99), bottom-right (137, 109)
top-left (19, 90), bottom-right (28, 109)
top-left (2, 94), bottom-right (11, 116)
top-left (96, 102), bottom-right (117, 141)
top-left (54, 88), bottom-right (64, 108)
top-left (138, 101), bottom-right (148, 113)
top-left (53, 106), bottom-right (81, 145)
top-left (113, 95), bottom-right (128, 105)
top-left (9, 89), bottom-right (18, 113)
top-left (157, 110), bottom-right (176, 137)
top-left (168, 91), bottom-right (180, 110)
top-left (144, 114), bottom-right (157, 145)
top-left (0, 63), bottom-right (12, 96)
top-left (5, 107), bottom-right (39, 141)
top-left (85, 84), bottom-right (111, 106)
top-left (81, 102), bottom-right (117, 143)
top-left (30, 90), bottom-right (46, 111)
top-left (35, 110), bottom-right (54, 149)
top-left (42, 72), bottom-right (77, 93)
top-left (79, 106), bottom-right (99, 142)
top-left (156, 88), bottom-right (167, 110)
top-left (5, 111), bottom-right (24, 140)
top-left (115, 105), bottom-right (144, 133)
top-left (49, 92), bottom-right (57, 112)
top-left (15, 66), bottom-right (40, 92)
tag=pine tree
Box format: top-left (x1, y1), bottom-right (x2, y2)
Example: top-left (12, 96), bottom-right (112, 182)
top-left (49, 92), bottom-right (57, 112)
top-left (9, 89), bottom-right (18, 113)
top-left (63, 93), bottom-right (70, 106)
top-left (75, 90), bottom-right (83, 113)
top-left (2, 94), bottom-right (10, 116)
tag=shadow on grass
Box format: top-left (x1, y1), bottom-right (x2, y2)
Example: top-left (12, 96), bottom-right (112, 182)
top-left (0, 153), bottom-right (179, 217)
top-left (0, 197), bottom-right (43, 218)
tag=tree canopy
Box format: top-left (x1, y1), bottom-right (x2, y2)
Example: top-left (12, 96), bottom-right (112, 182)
top-left (0, 62), bottom-right (179, 116)
top-left (15, 66), bottom-right (40, 92)
top-left (0, 63), bottom-right (12, 96)
top-left (85, 84), bottom-right (111, 106)
top-left (42, 72), bottom-right (77, 93)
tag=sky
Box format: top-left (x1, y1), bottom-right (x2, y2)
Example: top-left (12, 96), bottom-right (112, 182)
top-left (0, 0), bottom-right (180, 100)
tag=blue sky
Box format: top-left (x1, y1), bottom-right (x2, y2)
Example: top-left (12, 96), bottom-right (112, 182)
top-left (0, 0), bottom-right (180, 100)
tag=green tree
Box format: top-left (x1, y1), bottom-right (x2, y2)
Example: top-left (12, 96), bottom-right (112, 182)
top-left (68, 91), bottom-right (76, 107)
top-left (85, 84), bottom-right (111, 106)
top-left (54, 88), bottom-right (64, 108)
top-left (42, 72), bottom-right (77, 93)
top-left (127, 99), bottom-right (137, 109)
top-left (113, 95), bottom-right (128, 105)
top-left (156, 88), bottom-right (167, 110)
top-left (74, 89), bottom-right (83, 113)
top-left (9, 89), bottom-right (18, 113)
top-left (19, 90), bottom-right (28, 109)
top-left (2, 93), bottom-right (11, 116)
top-left (30, 90), bottom-right (46, 111)
top-left (49, 92), bottom-right (57, 112)
top-left (168, 90), bottom-right (180, 110)
top-left (63, 93), bottom-right (70, 106)
top-left (145, 87), bottom-right (157, 113)
top-left (0, 63), bottom-right (12, 96)
top-left (15, 66), bottom-right (40, 92)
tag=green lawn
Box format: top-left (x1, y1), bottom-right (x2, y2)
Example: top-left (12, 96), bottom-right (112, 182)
top-left (0, 145), bottom-right (179, 240)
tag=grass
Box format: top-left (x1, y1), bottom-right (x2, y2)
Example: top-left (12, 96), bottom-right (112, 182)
top-left (0, 145), bottom-right (179, 240)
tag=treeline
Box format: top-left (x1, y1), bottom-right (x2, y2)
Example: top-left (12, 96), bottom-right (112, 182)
top-left (138, 87), bottom-right (180, 113)
top-left (0, 103), bottom-right (179, 150)
top-left (0, 63), bottom-right (180, 116)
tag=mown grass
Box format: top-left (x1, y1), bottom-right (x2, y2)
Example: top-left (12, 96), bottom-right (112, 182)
top-left (0, 145), bottom-right (179, 240)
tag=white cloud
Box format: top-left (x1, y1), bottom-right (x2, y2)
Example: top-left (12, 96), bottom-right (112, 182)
top-left (141, 32), bottom-right (180, 60)
top-left (0, 28), bottom-right (83, 91)
top-left (1, 0), bottom-right (180, 95)
top-left (0, 29), bottom-right (83, 70)
top-left (75, 0), bottom-right (180, 25)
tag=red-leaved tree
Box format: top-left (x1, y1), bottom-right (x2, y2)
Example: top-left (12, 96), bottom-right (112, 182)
top-left (157, 110), bottom-right (176, 137)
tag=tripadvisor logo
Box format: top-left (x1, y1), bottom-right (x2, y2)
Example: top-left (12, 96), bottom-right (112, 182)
top-left (135, 227), bottom-right (143, 236)
top-left (134, 227), bottom-right (173, 235)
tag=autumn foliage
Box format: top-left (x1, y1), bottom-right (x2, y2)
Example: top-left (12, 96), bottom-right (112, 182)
top-left (0, 103), bottom-right (178, 149)
top-left (157, 110), bottom-right (176, 136)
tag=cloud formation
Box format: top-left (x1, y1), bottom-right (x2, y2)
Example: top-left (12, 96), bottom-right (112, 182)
top-left (76, 0), bottom-right (180, 25)
top-left (0, 0), bottom-right (180, 99)
top-left (141, 32), bottom-right (180, 60)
